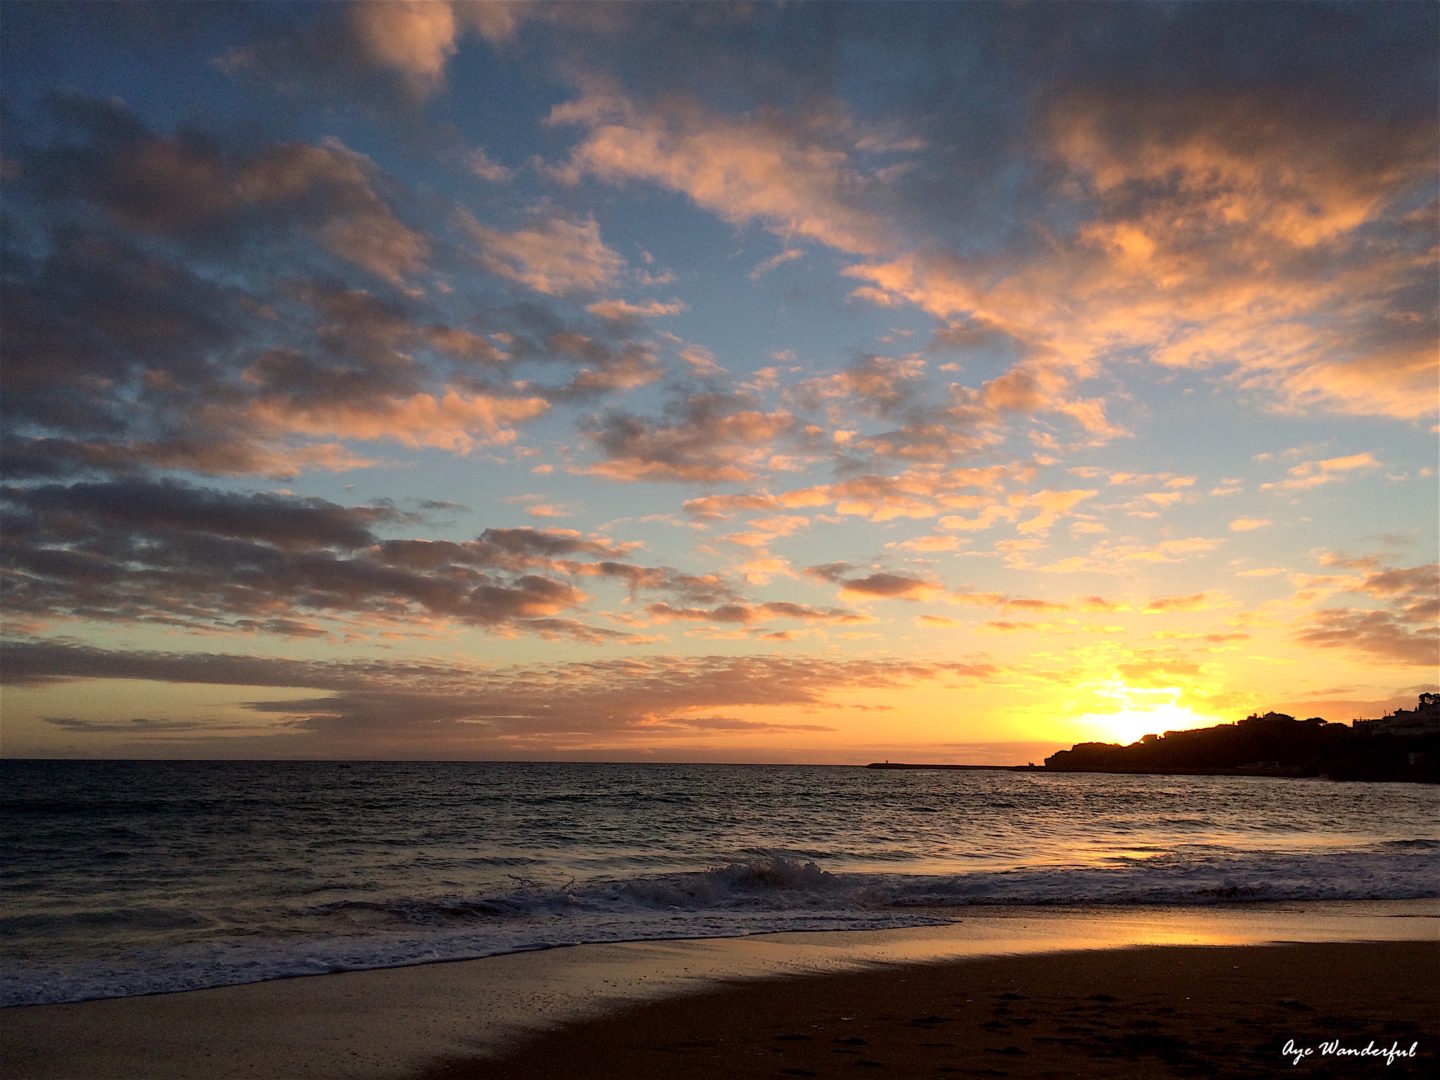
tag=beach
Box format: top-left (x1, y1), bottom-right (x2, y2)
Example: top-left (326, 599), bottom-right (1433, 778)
top-left (3, 904), bottom-right (1436, 1079)
top-left (437, 941), bottom-right (1438, 1079)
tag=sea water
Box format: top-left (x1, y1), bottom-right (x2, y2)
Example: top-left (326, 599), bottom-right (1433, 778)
top-left (1, 760), bottom-right (1436, 1005)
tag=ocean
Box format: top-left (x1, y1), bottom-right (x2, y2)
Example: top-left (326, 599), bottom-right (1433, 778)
top-left (2, 760), bottom-right (1437, 1007)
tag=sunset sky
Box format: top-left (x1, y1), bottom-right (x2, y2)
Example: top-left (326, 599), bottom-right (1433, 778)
top-left (1, 1), bottom-right (1436, 763)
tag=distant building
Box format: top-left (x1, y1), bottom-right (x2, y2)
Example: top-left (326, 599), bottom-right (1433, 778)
top-left (1352, 693), bottom-right (1440, 737)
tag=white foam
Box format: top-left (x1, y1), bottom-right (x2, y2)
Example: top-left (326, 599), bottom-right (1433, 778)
top-left (7, 848), bottom-right (1438, 1006)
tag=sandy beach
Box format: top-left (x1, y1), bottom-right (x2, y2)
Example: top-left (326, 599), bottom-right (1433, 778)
top-left (3, 903), bottom-right (1436, 1079)
top-left (432, 941), bottom-right (1438, 1079)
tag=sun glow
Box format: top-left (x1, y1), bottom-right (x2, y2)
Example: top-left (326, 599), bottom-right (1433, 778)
top-left (1073, 681), bottom-right (1219, 747)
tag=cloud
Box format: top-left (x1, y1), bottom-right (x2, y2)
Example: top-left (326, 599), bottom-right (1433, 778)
top-left (585, 298), bottom-right (686, 321)
top-left (244, 387), bottom-right (550, 453)
top-left (1143, 593), bottom-right (1215, 614)
top-left (1009, 488), bottom-right (1097, 536)
top-left (789, 354), bottom-right (927, 415)
top-left (830, 10), bottom-right (1437, 422)
top-left (1262, 452), bottom-right (1383, 492)
top-left (0, 479), bottom-right (741, 641)
top-left (347, 1), bottom-right (459, 89)
top-left (5, 478), bottom-right (405, 551)
top-left (551, 91), bottom-right (893, 255)
top-left (1039, 535), bottom-right (1226, 574)
top-left (803, 567), bottom-right (942, 603)
top-left (8, 99), bottom-right (681, 483)
top-left (1, 236), bottom-right (553, 478)
top-left (723, 513), bottom-right (809, 549)
top-left (466, 147), bottom-right (514, 182)
top-left (459, 1), bottom-right (531, 45)
top-left (1229, 517), bottom-right (1272, 533)
top-left (643, 600), bottom-right (863, 628)
top-left (2, 227), bottom-right (243, 439)
top-left (749, 247), bottom-right (804, 280)
top-left (638, 715), bottom-right (837, 735)
top-left (0, 639), bottom-right (999, 754)
top-left (677, 344), bottom-right (726, 378)
top-left (1293, 561), bottom-right (1438, 668)
top-left (27, 100), bottom-right (428, 285)
top-left (917, 615), bottom-right (959, 629)
top-left (581, 393), bottom-right (796, 483)
top-left (892, 535), bottom-right (961, 553)
top-left (514, 331), bottom-right (666, 401)
top-left (786, 354), bottom-right (1121, 469)
top-left (1, 102), bottom-right (595, 482)
top-left (939, 504), bottom-right (1021, 534)
top-left (683, 492), bottom-right (789, 522)
top-left (679, 464), bottom-right (1022, 532)
top-left (1295, 608), bottom-right (1438, 668)
top-left (457, 211), bottom-right (624, 296)
top-left (42, 716), bottom-right (246, 735)
top-left (221, 1), bottom-right (533, 101)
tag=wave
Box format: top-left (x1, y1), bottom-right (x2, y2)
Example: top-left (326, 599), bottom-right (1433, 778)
top-left (246, 848), bottom-right (1440, 932)
top-left (6, 850), bottom-right (1437, 1007)
top-left (252, 847), bottom-right (1440, 940)
top-left (398, 848), bottom-right (1440, 918)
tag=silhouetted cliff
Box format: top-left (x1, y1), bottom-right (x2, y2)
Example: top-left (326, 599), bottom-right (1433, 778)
top-left (1044, 696), bottom-right (1440, 782)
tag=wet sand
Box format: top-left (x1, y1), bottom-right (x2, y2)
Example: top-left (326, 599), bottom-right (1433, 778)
top-left (3, 903), bottom-right (1436, 1079)
top-left (428, 941), bottom-right (1439, 1079)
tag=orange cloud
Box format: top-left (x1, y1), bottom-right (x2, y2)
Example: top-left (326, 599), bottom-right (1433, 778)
top-left (917, 614), bottom-right (959, 629)
top-left (677, 344), bottom-right (726, 378)
top-left (551, 92), bottom-right (893, 255)
top-left (586, 298), bottom-right (687, 320)
top-left (683, 492), bottom-right (785, 521)
top-left (940, 504), bottom-right (1021, 533)
top-left (1229, 517), bottom-right (1272, 532)
top-left (248, 388), bottom-right (549, 452)
top-left (1010, 488), bottom-right (1097, 536)
top-left (457, 211), bottom-right (623, 295)
top-left (348, 1), bottom-right (458, 88)
top-left (1263, 452), bottom-right (1382, 492)
top-left (841, 89), bottom-right (1435, 423)
top-left (893, 534), bottom-right (962, 553)
top-left (1143, 592), bottom-right (1215, 614)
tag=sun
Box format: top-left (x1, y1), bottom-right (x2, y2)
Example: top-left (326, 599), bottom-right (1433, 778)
top-left (1073, 681), bottom-right (1219, 746)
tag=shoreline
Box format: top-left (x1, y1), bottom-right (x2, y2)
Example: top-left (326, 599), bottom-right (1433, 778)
top-left (3, 900), bottom-right (1437, 1079)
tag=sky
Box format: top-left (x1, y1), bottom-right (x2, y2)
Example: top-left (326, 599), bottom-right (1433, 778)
top-left (0, 1), bottom-right (1436, 763)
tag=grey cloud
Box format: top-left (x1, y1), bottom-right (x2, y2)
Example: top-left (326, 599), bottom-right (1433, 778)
top-left (1294, 562), bottom-right (1440, 668)
top-left (582, 392), bottom-right (796, 484)
top-left (26, 96), bottom-right (428, 283)
top-left (1294, 609), bottom-right (1437, 669)
top-left (836, 572), bottom-right (937, 599)
top-left (644, 715), bottom-right (837, 734)
top-left (479, 527), bottom-right (630, 560)
top-left (0, 478), bottom-right (598, 635)
top-left (43, 716), bottom-right (229, 734)
top-left (1, 228), bottom-right (244, 436)
top-left (0, 478), bottom-right (789, 640)
top-left (4, 478), bottom-right (402, 552)
top-left (1, 639), bottom-right (999, 751)
top-left (2, 91), bottom-right (710, 488)
top-left (644, 601), bottom-right (862, 627)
